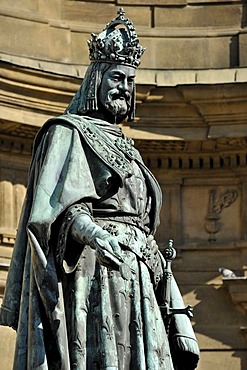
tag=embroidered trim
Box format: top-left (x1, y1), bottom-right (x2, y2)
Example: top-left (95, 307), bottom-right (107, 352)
top-left (67, 115), bottom-right (134, 180)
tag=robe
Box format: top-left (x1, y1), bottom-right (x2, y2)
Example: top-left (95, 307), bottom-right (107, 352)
top-left (0, 114), bottom-right (199, 370)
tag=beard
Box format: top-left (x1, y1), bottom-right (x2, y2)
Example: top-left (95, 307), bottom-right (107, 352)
top-left (104, 89), bottom-right (131, 117)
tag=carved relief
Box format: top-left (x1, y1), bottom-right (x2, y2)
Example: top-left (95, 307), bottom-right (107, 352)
top-left (205, 189), bottom-right (239, 242)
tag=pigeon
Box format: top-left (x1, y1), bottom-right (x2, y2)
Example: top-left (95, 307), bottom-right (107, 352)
top-left (218, 267), bottom-right (236, 278)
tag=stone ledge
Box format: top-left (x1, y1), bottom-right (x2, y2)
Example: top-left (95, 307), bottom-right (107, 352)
top-left (1, 58), bottom-right (247, 142)
top-left (223, 278), bottom-right (247, 313)
top-left (117, 0), bottom-right (241, 4)
top-left (2, 52), bottom-right (247, 86)
top-left (157, 68), bottom-right (247, 86)
top-left (0, 52), bottom-right (87, 78)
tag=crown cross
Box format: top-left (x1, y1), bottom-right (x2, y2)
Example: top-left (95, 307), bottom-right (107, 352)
top-left (117, 8), bottom-right (125, 18)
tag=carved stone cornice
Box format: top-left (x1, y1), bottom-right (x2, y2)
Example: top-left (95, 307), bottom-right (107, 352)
top-left (136, 138), bottom-right (247, 170)
top-left (0, 63), bottom-right (74, 120)
top-left (136, 138), bottom-right (247, 152)
top-left (1, 61), bottom-right (247, 142)
top-left (1, 60), bottom-right (247, 163)
top-left (0, 133), bottom-right (33, 156)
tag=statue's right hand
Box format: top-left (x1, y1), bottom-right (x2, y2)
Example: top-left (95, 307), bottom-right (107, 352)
top-left (70, 213), bottom-right (133, 277)
top-left (70, 214), bottom-right (123, 267)
top-left (93, 234), bottom-right (123, 268)
top-left (94, 232), bottom-right (122, 256)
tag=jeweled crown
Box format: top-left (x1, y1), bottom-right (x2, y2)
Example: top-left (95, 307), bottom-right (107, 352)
top-left (87, 8), bottom-right (145, 68)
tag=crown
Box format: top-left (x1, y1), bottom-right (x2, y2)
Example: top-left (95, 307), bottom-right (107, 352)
top-left (87, 8), bottom-right (145, 68)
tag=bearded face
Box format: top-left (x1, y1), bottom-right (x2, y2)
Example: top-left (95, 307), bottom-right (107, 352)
top-left (104, 88), bottom-right (131, 116)
top-left (98, 64), bottom-right (135, 120)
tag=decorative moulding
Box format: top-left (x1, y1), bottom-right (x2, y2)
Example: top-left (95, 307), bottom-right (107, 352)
top-left (0, 231), bottom-right (16, 246)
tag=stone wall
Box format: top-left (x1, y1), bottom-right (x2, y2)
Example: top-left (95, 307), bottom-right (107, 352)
top-left (1, 0), bottom-right (247, 70)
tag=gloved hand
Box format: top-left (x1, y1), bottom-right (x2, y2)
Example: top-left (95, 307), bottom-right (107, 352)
top-left (70, 214), bottom-right (123, 268)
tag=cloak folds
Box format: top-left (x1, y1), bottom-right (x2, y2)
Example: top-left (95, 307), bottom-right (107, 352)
top-left (0, 114), bottom-right (199, 369)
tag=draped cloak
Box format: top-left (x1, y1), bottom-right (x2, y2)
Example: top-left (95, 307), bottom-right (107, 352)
top-left (0, 114), bottom-right (199, 370)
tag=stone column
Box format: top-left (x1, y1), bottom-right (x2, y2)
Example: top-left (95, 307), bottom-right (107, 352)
top-left (0, 181), bottom-right (26, 238)
top-left (0, 181), bottom-right (14, 234)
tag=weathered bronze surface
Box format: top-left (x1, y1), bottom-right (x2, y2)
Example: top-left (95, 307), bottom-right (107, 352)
top-left (0, 9), bottom-right (199, 370)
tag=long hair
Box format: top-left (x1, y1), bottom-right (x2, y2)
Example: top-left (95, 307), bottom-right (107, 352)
top-left (65, 62), bottom-right (136, 122)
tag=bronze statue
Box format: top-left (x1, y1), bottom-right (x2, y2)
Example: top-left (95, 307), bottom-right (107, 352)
top-left (0, 9), bottom-right (199, 370)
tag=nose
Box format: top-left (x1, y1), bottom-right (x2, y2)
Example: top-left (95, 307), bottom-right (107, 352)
top-left (118, 78), bottom-right (128, 92)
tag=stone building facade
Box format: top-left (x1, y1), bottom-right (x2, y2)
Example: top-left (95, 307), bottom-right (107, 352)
top-left (1, 1), bottom-right (247, 369)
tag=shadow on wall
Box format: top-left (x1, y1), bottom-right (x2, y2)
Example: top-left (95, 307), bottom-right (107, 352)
top-left (178, 275), bottom-right (247, 370)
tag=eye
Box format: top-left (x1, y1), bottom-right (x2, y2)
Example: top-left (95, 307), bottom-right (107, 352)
top-left (110, 74), bottom-right (121, 82)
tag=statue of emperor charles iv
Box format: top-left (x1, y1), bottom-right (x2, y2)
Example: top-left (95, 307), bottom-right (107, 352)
top-left (0, 8), bottom-right (200, 370)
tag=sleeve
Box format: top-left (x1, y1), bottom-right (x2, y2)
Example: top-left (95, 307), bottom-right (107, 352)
top-left (56, 202), bottom-right (92, 273)
top-left (27, 124), bottom-right (99, 255)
